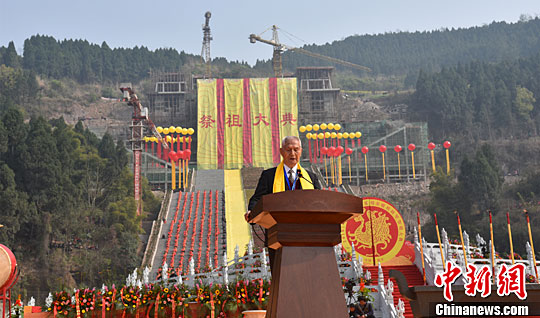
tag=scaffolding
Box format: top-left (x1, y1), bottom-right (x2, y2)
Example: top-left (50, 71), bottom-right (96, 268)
top-left (146, 70), bottom-right (197, 128)
top-left (308, 121), bottom-right (430, 185)
top-left (296, 67), bottom-right (341, 124)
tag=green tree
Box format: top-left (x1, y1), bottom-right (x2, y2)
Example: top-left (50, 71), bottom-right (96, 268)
top-left (514, 85), bottom-right (535, 120)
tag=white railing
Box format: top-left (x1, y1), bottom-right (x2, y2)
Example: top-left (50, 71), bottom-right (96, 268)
top-left (377, 262), bottom-right (398, 318)
top-left (413, 227), bottom-right (540, 285)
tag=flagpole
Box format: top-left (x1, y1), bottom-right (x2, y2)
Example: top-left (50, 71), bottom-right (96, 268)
top-left (457, 213), bottom-right (469, 269)
top-left (417, 212), bottom-right (426, 284)
top-left (434, 213), bottom-right (445, 266)
top-left (525, 209), bottom-right (539, 281)
top-left (489, 210), bottom-right (495, 283)
top-left (507, 212), bottom-right (515, 265)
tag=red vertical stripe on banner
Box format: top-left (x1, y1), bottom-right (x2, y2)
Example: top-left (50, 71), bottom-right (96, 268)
top-left (216, 79), bottom-right (225, 169)
top-left (269, 78), bottom-right (281, 164)
top-left (242, 78), bottom-right (253, 165)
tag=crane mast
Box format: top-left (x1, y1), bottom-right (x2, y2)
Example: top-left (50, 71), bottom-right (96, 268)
top-left (202, 11), bottom-right (213, 78)
top-left (120, 84), bottom-right (168, 216)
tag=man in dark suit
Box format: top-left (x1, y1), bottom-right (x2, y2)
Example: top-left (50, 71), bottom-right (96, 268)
top-left (245, 135), bottom-right (321, 270)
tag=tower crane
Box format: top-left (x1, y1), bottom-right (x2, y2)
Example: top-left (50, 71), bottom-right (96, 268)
top-left (249, 25), bottom-right (371, 77)
top-left (201, 11), bottom-right (213, 78)
top-left (120, 84), bottom-right (168, 216)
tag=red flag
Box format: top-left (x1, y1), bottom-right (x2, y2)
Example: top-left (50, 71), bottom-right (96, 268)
top-left (100, 291), bottom-right (105, 318)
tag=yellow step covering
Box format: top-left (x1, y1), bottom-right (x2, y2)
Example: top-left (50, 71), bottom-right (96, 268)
top-left (224, 169), bottom-right (252, 262)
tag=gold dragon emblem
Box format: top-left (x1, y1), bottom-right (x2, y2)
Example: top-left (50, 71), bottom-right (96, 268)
top-left (347, 210), bottom-right (392, 251)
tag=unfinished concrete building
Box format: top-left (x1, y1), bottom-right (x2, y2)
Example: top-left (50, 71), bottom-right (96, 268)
top-left (296, 67), bottom-right (340, 124)
top-left (146, 71), bottom-right (197, 129)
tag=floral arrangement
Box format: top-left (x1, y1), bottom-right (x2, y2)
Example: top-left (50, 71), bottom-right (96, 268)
top-left (469, 251), bottom-right (485, 259)
top-left (356, 281), bottom-right (376, 302)
top-left (505, 252), bottom-right (523, 260)
top-left (526, 274), bottom-right (538, 283)
top-left (11, 297), bottom-right (23, 318)
top-left (100, 285), bottom-right (116, 312)
top-left (47, 291), bottom-right (72, 317)
top-left (77, 289), bottom-right (96, 316)
top-left (119, 285), bottom-right (140, 311)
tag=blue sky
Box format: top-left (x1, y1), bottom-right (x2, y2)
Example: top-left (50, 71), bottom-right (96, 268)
top-left (1, 0), bottom-right (538, 65)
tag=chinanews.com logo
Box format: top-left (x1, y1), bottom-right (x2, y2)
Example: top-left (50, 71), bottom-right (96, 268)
top-left (432, 262), bottom-right (539, 317)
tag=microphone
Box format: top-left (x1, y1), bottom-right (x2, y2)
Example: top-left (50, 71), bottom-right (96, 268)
top-left (297, 170), bottom-right (314, 186)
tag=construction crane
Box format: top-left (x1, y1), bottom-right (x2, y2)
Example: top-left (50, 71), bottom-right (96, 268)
top-left (120, 83), bottom-right (168, 216)
top-left (201, 11), bottom-right (213, 78)
top-left (249, 25), bottom-right (371, 77)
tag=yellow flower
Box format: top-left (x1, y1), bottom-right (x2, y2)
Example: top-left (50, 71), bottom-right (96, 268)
top-left (82, 310), bottom-right (86, 313)
top-left (215, 290), bottom-right (221, 296)
top-left (164, 288), bottom-right (169, 293)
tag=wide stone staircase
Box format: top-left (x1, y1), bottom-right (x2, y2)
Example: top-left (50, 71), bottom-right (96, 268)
top-left (150, 170), bottom-right (226, 279)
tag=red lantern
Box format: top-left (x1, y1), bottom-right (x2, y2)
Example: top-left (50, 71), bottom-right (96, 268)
top-left (184, 149), bottom-right (192, 159)
top-left (379, 145), bottom-right (387, 153)
top-left (177, 150), bottom-right (184, 160)
top-left (345, 147), bottom-right (353, 155)
top-left (361, 146), bottom-right (369, 154)
top-left (321, 147), bottom-right (328, 155)
top-left (428, 142), bottom-right (436, 150)
top-left (337, 146), bottom-right (344, 155)
top-left (394, 145), bottom-right (402, 152)
top-left (168, 151), bottom-right (177, 161)
top-left (408, 143), bottom-right (416, 151)
top-left (328, 146), bottom-right (336, 157)
top-left (443, 141), bottom-right (451, 149)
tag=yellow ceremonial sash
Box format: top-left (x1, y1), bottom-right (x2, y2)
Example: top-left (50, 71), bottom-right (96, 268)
top-left (272, 161), bottom-right (314, 193)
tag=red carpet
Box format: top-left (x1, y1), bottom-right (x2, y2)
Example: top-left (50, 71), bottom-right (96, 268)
top-left (364, 265), bottom-right (424, 318)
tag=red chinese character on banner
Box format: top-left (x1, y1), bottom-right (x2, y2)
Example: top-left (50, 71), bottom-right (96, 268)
top-left (464, 264), bottom-right (492, 297)
top-left (199, 115), bottom-right (216, 128)
top-left (435, 261), bottom-right (463, 302)
top-left (497, 263), bottom-right (527, 300)
top-left (281, 112), bottom-right (297, 126)
top-left (253, 113), bottom-right (270, 126)
top-left (226, 114), bottom-right (242, 127)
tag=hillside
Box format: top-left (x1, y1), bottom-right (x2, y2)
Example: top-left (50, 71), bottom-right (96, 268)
top-left (3, 18), bottom-right (540, 91)
top-left (256, 18), bottom-right (540, 79)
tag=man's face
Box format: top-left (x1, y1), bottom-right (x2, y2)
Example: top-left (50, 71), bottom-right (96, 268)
top-left (280, 139), bottom-right (302, 168)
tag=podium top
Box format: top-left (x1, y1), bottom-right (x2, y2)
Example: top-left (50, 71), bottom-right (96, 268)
top-left (250, 189), bottom-right (363, 229)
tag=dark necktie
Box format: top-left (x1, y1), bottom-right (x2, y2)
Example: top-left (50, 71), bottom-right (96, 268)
top-left (288, 169), bottom-right (295, 190)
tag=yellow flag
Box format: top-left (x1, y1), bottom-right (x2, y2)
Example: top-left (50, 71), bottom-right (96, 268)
top-left (197, 79), bottom-right (218, 169)
top-left (224, 79), bottom-right (244, 169)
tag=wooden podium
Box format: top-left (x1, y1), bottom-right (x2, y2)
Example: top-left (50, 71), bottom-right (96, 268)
top-left (250, 189), bottom-right (363, 318)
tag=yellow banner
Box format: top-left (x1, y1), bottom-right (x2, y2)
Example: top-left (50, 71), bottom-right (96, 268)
top-left (197, 79), bottom-right (218, 169)
top-left (249, 78), bottom-right (273, 168)
top-left (277, 78), bottom-right (298, 140)
top-left (224, 79), bottom-right (244, 169)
